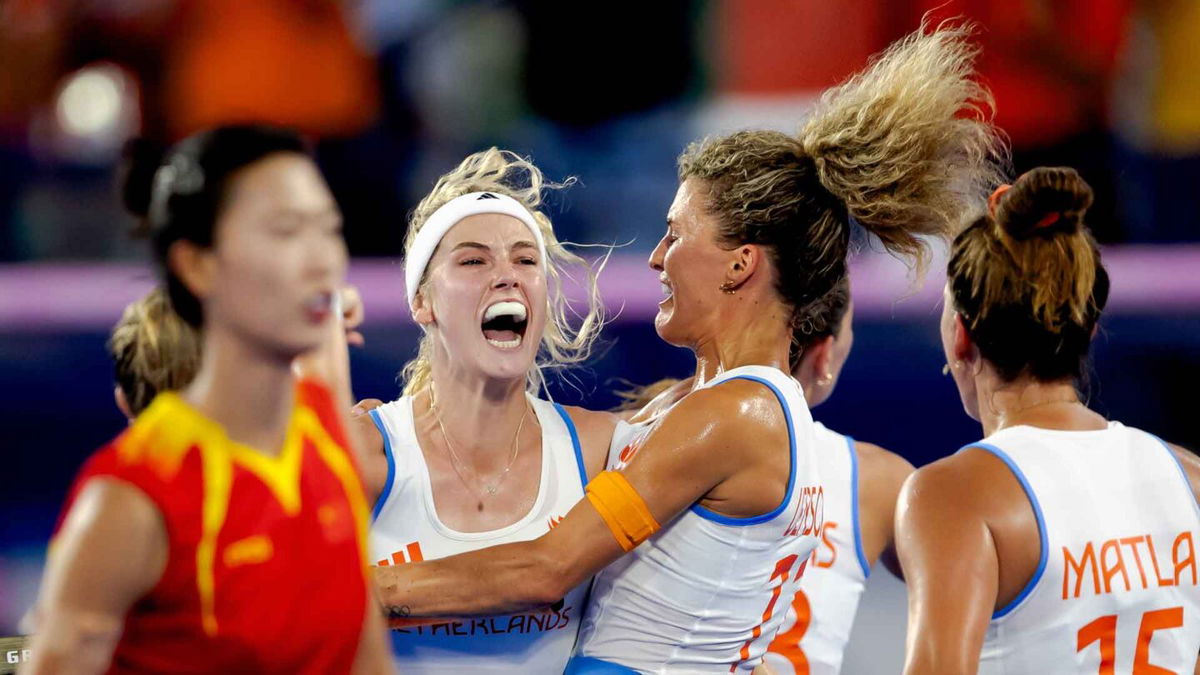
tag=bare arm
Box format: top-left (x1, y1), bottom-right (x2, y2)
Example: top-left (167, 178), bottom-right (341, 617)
top-left (855, 441), bottom-right (914, 579)
top-left (374, 382), bottom-right (778, 617)
top-left (1167, 442), bottom-right (1200, 506)
top-left (563, 406), bottom-right (619, 480)
top-left (348, 402), bottom-right (389, 505)
top-left (294, 285), bottom-right (364, 462)
top-left (350, 597), bottom-right (394, 674)
top-left (24, 479), bottom-right (167, 674)
top-left (895, 459), bottom-right (998, 675)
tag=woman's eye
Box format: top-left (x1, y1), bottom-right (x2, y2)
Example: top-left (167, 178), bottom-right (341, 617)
top-left (461, 258), bottom-right (484, 266)
top-left (518, 257), bottom-right (537, 266)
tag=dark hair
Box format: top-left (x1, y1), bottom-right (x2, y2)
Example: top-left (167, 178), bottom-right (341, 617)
top-left (789, 276), bottom-right (851, 369)
top-left (948, 167), bottom-right (1110, 382)
top-left (121, 125), bottom-right (309, 326)
top-left (678, 23), bottom-right (1004, 332)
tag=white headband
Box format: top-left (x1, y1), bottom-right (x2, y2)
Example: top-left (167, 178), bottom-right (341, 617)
top-left (404, 191), bottom-right (547, 309)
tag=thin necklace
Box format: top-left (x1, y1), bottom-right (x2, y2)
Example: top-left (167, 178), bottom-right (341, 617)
top-left (1009, 397), bottom-right (1080, 415)
top-left (429, 386), bottom-right (527, 499)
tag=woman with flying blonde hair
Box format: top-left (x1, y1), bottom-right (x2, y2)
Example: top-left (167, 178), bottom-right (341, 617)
top-left (373, 22), bottom-right (1005, 673)
top-left (352, 148), bottom-right (618, 673)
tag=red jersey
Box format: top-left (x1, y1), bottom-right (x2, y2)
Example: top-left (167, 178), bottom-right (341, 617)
top-left (58, 379), bottom-right (370, 673)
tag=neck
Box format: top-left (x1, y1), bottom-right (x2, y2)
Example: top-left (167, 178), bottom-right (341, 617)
top-left (692, 294), bottom-right (793, 388)
top-left (422, 359), bottom-right (532, 465)
top-left (184, 323), bottom-right (296, 456)
top-left (974, 369), bottom-right (1105, 437)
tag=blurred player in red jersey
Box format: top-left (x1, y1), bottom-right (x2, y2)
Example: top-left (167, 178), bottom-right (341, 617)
top-left (23, 125), bottom-right (391, 674)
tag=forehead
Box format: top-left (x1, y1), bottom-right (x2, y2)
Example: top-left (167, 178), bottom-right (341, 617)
top-left (439, 213), bottom-right (534, 247)
top-left (224, 153), bottom-right (336, 216)
top-left (667, 179), bottom-right (706, 227)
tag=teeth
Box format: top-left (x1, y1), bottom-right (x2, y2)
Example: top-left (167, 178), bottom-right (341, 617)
top-left (486, 335), bottom-right (523, 349)
top-left (484, 301), bottom-right (527, 322)
top-left (660, 283), bottom-right (671, 296)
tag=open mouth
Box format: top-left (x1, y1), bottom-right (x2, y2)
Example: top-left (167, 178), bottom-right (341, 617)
top-left (481, 301), bottom-right (528, 349)
top-left (304, 291), bottom-right (334, 322)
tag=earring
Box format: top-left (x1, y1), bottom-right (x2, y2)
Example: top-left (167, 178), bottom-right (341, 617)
top-left (818, 372), bottom-right (834, 386)
top-left (941, 361), bottom-right (963, 376)
top-left (719, 281), bottom-right (737, 294)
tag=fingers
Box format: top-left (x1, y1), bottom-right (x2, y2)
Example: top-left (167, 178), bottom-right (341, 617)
top-left (341, 285), bottom-right (365, 330)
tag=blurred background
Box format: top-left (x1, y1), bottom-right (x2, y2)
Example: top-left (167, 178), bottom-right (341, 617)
top-left (1, 0), bottom-right (1198, 670)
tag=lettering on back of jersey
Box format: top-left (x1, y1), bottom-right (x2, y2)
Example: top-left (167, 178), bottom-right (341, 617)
top-left (785, 486), bottom-right (825, 537)
top-left (1062, 530), bottom-right (1198, 599)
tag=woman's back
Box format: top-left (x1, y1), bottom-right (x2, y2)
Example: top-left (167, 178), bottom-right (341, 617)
top-left (964, 422), bottom-right (1200, 674)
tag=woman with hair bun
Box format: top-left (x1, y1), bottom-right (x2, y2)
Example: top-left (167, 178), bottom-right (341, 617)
top-left (898, 167), bottom-right (1200, 674)
top-left (25, 125), bottom-right (391, 673)
top-left (373, 23), bottom-right (1003, 673)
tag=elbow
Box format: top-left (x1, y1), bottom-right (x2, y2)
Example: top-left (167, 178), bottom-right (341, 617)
top-left (522, 545), bottom-right (574, 607)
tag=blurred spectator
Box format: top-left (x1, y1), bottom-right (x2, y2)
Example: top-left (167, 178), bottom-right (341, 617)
top-left (160, 0), bottom-right (377, 139)
top-left (0, 0), bottom-right (67, 260)
top-left (719, 0), bottom-right (902, 96)
top-left (508, 0), bottom-right (701, 250)
top-left (913, 0), bottom-right (1133, 242)
top-left (694, 0), bottom-right (903, 142)
top-left (1112, 0), bottom-right (1200, 242)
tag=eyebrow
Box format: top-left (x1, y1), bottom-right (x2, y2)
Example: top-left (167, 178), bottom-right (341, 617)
top-left (451, 241), bottom-right (492, 252)
top-left (450, 241), bottom-right (538, 253)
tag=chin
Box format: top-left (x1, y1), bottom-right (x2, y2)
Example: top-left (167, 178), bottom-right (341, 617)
top-left (653, 313), bottom-right (689, 348)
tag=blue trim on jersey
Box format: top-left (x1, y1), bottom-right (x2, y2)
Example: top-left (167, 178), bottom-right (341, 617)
top-left (369, 408), bottom-right (396, 522)
top-left (845, 435), bottom-right (872, 579)
top-left (564, 656), bottom-right (639, 674)
top-left (689, 375), bottom-right (797, 526)
top-left (958, 442), bottom-right (1048, 619)
top-left (553, 403), bottom-right (589, 490)
top-left (1149, 432), bottom-right (1200, 521)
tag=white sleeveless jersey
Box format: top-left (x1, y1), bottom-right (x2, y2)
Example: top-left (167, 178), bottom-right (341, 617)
top-left (764, 422), bottom-right (871, 675)
top-left (368, 394), bottom-right (592, 674)
top-left (967, 422), bottom-right (1200, 675)
top-left (577, 365), bottom-right (824, 673)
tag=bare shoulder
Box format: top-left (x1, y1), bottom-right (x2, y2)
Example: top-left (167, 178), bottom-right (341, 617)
top-left (899, 450), bottom-right (1003, 522)
top-left (349, 408), bottom-right (385, 451)
top-left (855, 440), bottom-right (915, 495)
top-left (561, 406), bottom-right (619, 480)
top-left (67, 477), bottom-right (163, 533)
top-left (629, 377), bottom-right (694, 424)
top-left (656, 378), bottom-right (789, 450)
top-left (1166, 441), bottom-right (1200, 503)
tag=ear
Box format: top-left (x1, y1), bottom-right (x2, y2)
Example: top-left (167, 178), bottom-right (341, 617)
top-left (793, 335), bottom-right (835, 385)
top-left (724, 244), bottom-right (761, 290)
top-left (411, 289), bottom-right (435, 328)
top-left (952, 313), bottom-right (977, 364)
top-left (114, 386), bottom-right (133, 421)
top-left (168, 240), bottom-right (217, 305)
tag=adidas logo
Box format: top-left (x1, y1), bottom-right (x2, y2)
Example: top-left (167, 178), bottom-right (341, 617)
top-left (476, 193), bottom-right (499, 200)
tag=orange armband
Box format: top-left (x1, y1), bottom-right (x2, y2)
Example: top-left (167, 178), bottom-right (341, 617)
top-left (585, 471), bottom-right (660, 552)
